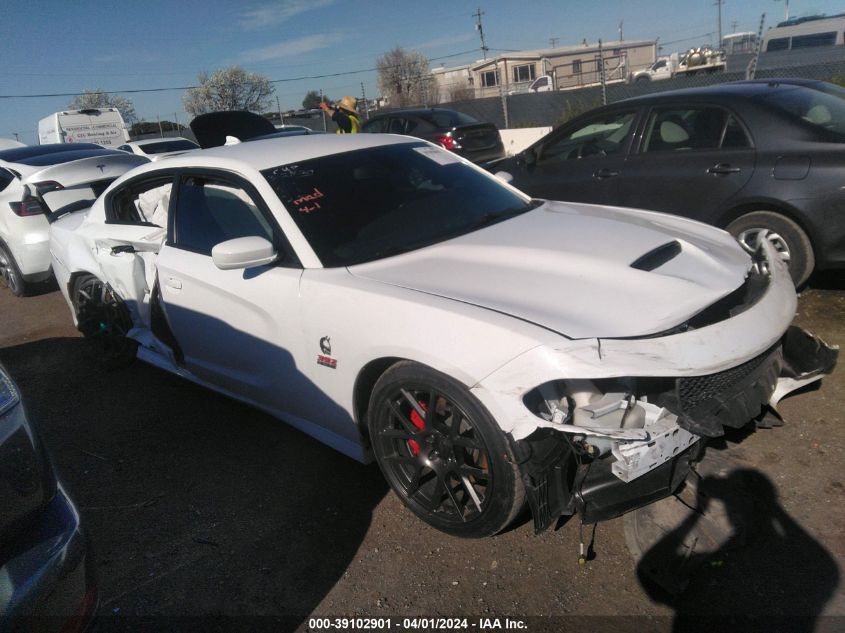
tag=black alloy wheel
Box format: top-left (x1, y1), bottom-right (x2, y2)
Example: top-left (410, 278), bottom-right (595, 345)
top-left (73, 274), bottom-right (138, 366)
top-left (369, 362), bottom-right (524, 538)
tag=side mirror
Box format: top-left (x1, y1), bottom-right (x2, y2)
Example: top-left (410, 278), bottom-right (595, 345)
top-left (494, 171), bottom-right (514, 184)
top-left (212, 236), bottom-right (277, 270)
top-left (522, 147), bottom-right (537, 167)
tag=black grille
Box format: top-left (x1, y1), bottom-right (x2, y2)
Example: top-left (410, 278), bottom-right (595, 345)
top-left (679, 348), bottom-right (774, 410)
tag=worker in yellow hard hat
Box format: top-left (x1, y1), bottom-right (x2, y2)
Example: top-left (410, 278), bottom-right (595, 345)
top-left (319, 95), bottom-right (361, 133)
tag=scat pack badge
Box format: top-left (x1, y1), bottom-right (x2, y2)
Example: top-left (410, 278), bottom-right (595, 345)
top-left (317, 336), bottom-right (337, 369)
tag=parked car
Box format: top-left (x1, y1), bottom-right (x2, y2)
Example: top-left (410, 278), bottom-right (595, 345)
top-left (117, 137), bottom-right (200, 161)
top-left (0, 363), bottom-right (97, 631)
top-left (361, 108), bottom-right (505, 163)
top-left (489, 81), bottom-right (845, 285)
top-left (0, 144), bottom-right (148, 296)
top-left (47, 133), bottom-right (835, 538)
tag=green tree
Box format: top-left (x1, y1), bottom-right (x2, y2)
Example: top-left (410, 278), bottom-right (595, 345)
top-left (302, 90), bottom-right (328, 109)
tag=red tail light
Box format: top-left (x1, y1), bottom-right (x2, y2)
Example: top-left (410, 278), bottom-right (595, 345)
top-left (9, 181), bottom-right (62, 217)
top-left (434, 134), bottom-right (459, 151)
top-left (9, 199), bottom-right (45, 216)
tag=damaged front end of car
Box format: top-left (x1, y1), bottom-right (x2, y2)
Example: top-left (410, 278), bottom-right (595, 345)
top-left (472, 241), bottom-right (838, 532)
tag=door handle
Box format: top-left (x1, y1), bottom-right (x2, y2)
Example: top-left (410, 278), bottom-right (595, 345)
top-left (164, 277), bottom-right (182, 290)
top-left (708, 163), bottom-right (741, 175)
top-left (593, 168), bottom-right (620, 179)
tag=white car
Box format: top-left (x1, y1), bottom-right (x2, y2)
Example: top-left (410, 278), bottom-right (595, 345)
top-left (117, 137), bottom-right (199, 161)
top-left (0, 144), bottom-right (147, 295)
top-left (47, 133), bottom-right (836, 537)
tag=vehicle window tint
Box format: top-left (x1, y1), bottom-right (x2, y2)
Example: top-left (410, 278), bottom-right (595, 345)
top-left (118, 145), bottom-right (132, 152)
top-left (539, 110), bottom-right (636, 163)
top-left (766, 37), bottom-right (790, 51)
top-left (0, 168), bottom-right (14, 192)
top-left (754, 86), bottom-right (845, 138)
top-left (109, 175), bottom-right (175, 226)
top-left (173, 176), bottom-right (274, 255)
top-left (722, 116), bottom-right (751, 148)
top-left (261, 142), bottom-right (535, 267)
top-left (404, 118), bottom-right (420, 134)
top-left (362, 118), bottom-right (387, 133)
top-left (388, 118), bottom-right (406, 134)
top-left (792, 32), bottom-right (836, 48)
top-left (137, 139), bottom-right (199, 154)
top-left (643, 107), bottom-right (729, 152)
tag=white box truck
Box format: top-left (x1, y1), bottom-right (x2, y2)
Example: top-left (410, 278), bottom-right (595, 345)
top-left (37, 108), bottom-right (130, 147)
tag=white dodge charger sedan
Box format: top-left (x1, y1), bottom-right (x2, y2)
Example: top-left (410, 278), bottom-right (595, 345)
top-left (46, 133), bottom-right (836, 538)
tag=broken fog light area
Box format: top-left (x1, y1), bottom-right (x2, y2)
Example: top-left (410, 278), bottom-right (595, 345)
top-left (521, 379), bottom-right (699, 483)
top-left (659, 344), bottom-right (783, 438)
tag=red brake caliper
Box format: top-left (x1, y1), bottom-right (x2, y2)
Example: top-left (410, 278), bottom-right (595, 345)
top-left (407, 400), bottom-right (428, 456)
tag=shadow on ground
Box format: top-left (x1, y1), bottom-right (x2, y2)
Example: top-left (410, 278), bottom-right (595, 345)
top-left (0, 337), bottom-right (388, 632)
top-left (628, 447), bottom-right (839, 633)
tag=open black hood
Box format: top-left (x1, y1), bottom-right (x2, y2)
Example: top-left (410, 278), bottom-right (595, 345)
top-left (189, 111), bottom-right (277, 149)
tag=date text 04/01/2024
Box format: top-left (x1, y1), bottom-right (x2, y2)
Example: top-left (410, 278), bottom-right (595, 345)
top-left (307, 617), bottom-right (528, 630)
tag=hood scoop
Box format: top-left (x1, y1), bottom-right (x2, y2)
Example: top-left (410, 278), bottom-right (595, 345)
top-left (630, 240), bottom-right (682, 272)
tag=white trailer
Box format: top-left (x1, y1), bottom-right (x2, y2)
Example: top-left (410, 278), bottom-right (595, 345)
top-left (37, 108), bottom-right (130, 147)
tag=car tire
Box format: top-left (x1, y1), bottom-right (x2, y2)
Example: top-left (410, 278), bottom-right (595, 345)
top-left (635, 75), bottom-right (650, 83)
top-left (368, 361), bottom-right (525, 538)
top-left (0, 242), bottom-right (28, 297)
top-left (72, 274), bottom-right (138, 367)
top-left (725, 211), bottom-right (815, 287)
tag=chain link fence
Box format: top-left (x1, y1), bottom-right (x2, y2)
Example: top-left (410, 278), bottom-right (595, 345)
top-left (383, 53), bottom-right (845, 132)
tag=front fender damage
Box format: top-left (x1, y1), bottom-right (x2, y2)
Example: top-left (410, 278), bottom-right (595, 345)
top-left (505, 325), bottom-right (837, 532)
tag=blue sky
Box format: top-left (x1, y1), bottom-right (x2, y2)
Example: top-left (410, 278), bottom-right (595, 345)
top-left (1, 0), bottom-right (842, 143)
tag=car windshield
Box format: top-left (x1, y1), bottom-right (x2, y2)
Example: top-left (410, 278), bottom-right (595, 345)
top-left (138, 139), bottom-right (199, 154)
top-left (261, 142), bottom-right (536, 266)
top-left (753, 86), bottom-right (845, 138)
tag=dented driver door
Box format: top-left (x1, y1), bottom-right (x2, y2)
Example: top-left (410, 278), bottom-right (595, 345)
top-left (154, 172), bottom-right (311, 418)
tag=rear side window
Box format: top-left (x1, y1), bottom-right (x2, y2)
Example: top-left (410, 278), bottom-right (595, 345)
top-left (108, 175), bottom-right (175, 226)
top-left (642, 107), bottom-right (750, 152)
top-left (173, 175), bottom-right (274, 255)
top-left (0, 168), bottom-right (15, 192)
top-left (362, 118), bottom-right (387, 133)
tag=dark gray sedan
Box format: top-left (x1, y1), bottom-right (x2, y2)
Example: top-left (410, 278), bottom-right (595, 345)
top-left (491, 81), bottom-right (845, 285)
top-left (0, 363), bottom-right (96, 631)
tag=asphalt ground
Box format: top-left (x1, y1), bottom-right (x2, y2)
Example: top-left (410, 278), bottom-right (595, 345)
top-left (1, 274), bottom-right (843, 633)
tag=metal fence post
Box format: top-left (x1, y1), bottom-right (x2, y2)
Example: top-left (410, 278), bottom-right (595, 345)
top-left (598, 39), bottom-right (607, 105)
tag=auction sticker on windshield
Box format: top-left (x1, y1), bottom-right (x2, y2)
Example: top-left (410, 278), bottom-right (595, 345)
top-left (413, 146), bottom-right (460, 165)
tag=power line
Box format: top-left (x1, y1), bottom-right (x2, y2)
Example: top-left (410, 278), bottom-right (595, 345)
top-left (0, 49), bottom-right (479, 100)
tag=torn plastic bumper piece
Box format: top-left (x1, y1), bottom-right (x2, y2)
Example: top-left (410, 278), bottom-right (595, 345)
top-left (659, 326), bottom-right (837, 438)
top-left (514, 429), bottom-right (705, 531)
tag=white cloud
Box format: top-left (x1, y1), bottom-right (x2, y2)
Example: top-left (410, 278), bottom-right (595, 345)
top-left (240, 33), bottom-right (343, 62)
top-left (240, 0), bottom-right (335, 30)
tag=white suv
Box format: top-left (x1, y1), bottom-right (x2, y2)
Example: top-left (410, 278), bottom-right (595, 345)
top-left (0, 144), bottom-right (147, 295)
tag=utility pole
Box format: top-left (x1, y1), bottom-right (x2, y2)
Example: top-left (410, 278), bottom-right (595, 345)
top-left (320, 89), bottom-right (327, 131)
top-left (731, 20), bottom-right (738, 32)
top-left (276, 95), bottom-right (283, 124)
top-left (714, 0), bottom-right (724, 46)
top-left (12, 132), bottom-right (19, 141)
top-left (157, 114), bottom-right (163, 138)
top-left (473, 7), bottom-right (488, 60)
top-left (549, 37), bottom-right (559, 48)
top-left (618, 20), bottom-right (624, 42)
top-left (174, 112), bottom-right (180, 134)
top-left (360, 83), bottom-right (370, 120)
